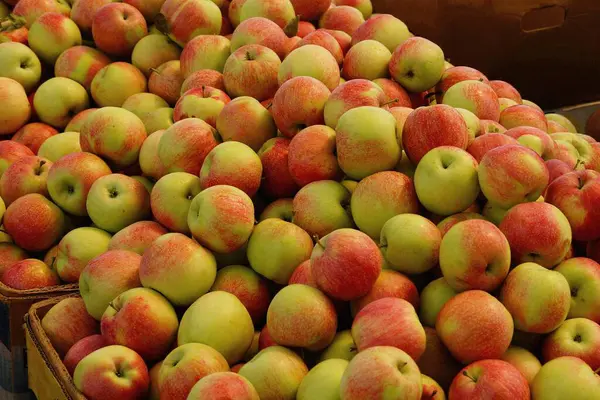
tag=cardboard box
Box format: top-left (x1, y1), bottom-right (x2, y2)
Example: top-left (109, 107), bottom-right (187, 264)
top-left (372, 0), bottom-right (600, 110)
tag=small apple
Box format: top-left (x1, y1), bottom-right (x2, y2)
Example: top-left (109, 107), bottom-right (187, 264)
top-left (150, 172), bottom-right (202, 234)
top-left (11, 123), bottom-right (58, 155)
top-left (449, 359), bottom-right (530, 399)
top-left (500, 104), bottom-right (548, 132)
top-left (531, 356), bottom-right (600, 399)
top-left (34, 77), bottom-right (89, 129)
top-left (0, 42), bottom-right (42, 93)
top-left (91, 62), bottom-right (147, 108)
top-left (389, 37), bottom-right (445, 93)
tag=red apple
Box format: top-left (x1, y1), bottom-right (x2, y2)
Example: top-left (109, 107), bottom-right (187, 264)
top-left (490, 80), bottom-right (522, 103)
top-left (230, 17), bottom-right (288, 59)
top-left (500, 104), bottom-right (548, 132)
top-left (63, 335), bottom-right (108, 377)
top-left (92, 3), bottom-right (147, 57)
top-left (0, 155), bottom-right (52, 206)
top-left (323, 79), bottom-right (387, 129)
top-left (11, 123), bottom-right (58, 154)
top-left (1, 258), bottom-right (59, 290)
top-left (319, 5), bottom-right (364, 36)
top-left (223, 44), bottom-right (281, 101)
top-left (435, 66), bottom-right (489, 102)
top-left (466, 132), bottom-right (519, 162)
top-left (160, 0), bottom-right (222, 46)
top-left (258, 137), bottom-right (299, 198)
top-left (148, 60), bottom-right (184, 106)
top-left (0, 140), bottom-right (35, 179)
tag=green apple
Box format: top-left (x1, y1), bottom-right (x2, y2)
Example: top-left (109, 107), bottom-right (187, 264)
top-left (34, 77), bottom-right (89, 129)
top-left (554, 257), bottom-right (600, 321)
top-left (0, 78), bottom-right (31, 135)
top-left (132, 34), bottom-right (181, 77)
top-left (38, 132), bottom-right (82, 162)
top-left (319, 330), bottom-right (358, 362)
top-left (351, 13), bottom-right (409, 51)
top-left (389, 36), bottom-right (445, 93)
top-left (419, 278), bottom-right (459, 328)
top-left (483, 201), bottom-right (511, 226)
top-left (141, 107), bottom-right (174, 134)
top-left (342, 40), bottom-right (391, 81)
top-left (138, 130), bottom-right (166, 181)
top-left (531, 356), bottom-right (600, 399)
top-left (279, 44), bottom-right (340, 91)
top-left (150, 172), bottom-right (201, 234)
top-left (456, 108), bottom-right (480, 145)
top-left (91, 62), bottom-right (147, 107)
top-left (0, 42), bottom-right (42, 93)
top-left (28, 12), bottom-right (82, 65)
top-left (259, 199), bottom-right (293, 222)
top-left (297, 359), bottom-right (349, 400)
top-left (56, 226), bottom-right (112, 283)
top-left (122, 93), bottom-right (169, 121)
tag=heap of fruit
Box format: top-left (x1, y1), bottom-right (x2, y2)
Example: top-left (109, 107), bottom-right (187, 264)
top-left (1, 0), bottom-right (600, 399)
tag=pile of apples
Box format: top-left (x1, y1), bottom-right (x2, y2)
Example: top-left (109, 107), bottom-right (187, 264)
top-left (1, 0), bottom-right (600, 399)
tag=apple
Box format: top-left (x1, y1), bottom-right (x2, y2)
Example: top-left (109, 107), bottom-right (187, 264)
top-left (132, 34), bottom-right (182, 77)
top-left (74, 345), bottom-right (149, 400)
top-left (500, 346), bottom-right (542, 385)
top-left (546, 159), bottom-right (574, 184)
top-left (258, 137), bottom-right (300, 198)
top-left (296, 358), bottom-right (348, 400)
top-left (3, 193), bottom-right (66, 252)
top-left (442, 79), bottom-right (500, 121)
top-left (0, 242), bottom-right (27, 277)
top-left (69, 0), bottom-right (114, 33)
top-left (342, 40), bottom-right (391, 81)
top-left (247, 218), bottom-right (312, 284)
top-left (65, 108), bottom-right (98, 133)
top-left (499, 202), bottom-right (572, 268)
top-left (542, 318), bottom-right (600, 369)
top-left (0, 79), bottom-right (31, 136)
top-left (148, 60), bottom-right (184, 106)
top-left (323, 79), bottom-right (387, 129)
top-left (257, 324), bottom-right (277, 350)
top-left (288, 259), bottom-right (316, 286)
top-left (504, 126), bottom-right (556, 159)
top-left (122, 93), bottom-right (169, 121)
top-left (91, 62), bottom-right (147, 107)
top-left (216, 96), bottom-right (276, 151)
top-left (280, 44), bottom-right (340, 90)
top-left (0, 141), bottom-right (35, 180)
top-left (1, 258), bottom-right (59, 290)
top-left (489, 80), bottom-right (522, 103)
top-left (319, 5), bottom-right (365, 36)
top-left (124, 0), bottom-right (165, 20)
top-left (0, 42), bottom-right (42, 93)
top-left (467, 132), bottom-right (519, 162)
top-left (180, 34), bottom-right (231, 78)
top-left (55, 226), bottom-right (111, 283)
top-left (435, 66), bottom-right (489, 102)
top-left (480, 119), bottom-right (507, 134)
top-left (159, 0), bottom-right (222, 46)
top-left (546, 113), bottom-right (578, 133)
top-left (449, 359), bottom-right (530, 399)
top-left (148, 360), bottom-right (163, 400)
top-left (351, 13), bottom-right (409, 52)
top-left (33, 77), bottom-right (89, 129)
top-left (531, 356), bottom-right (600, 399)
top-left (437, 212), bottom-right (484, 236)
top-left (28, 12), bottom-right (82, 65)
top-left (11, 123), bottom-right (58, 155)
top-left (181, 69), bottom-right (226, 93)
top-left (340, 346), bottom-right (422, 400)
top-left (11, 0), bottom-right (71, 27)
top-left (553, 257), bottom-right (600, 323)
top-left (437, 290), bottom-right (513, 363)
top-left (421, 375), bottom-right (444, 400)
top-left (140, 233), bottom-right (217, 306)
top-left (296, 30), bottom-right (344, 65)
top-left (63, 335), bottom-right (108, 377)
top-left (93, 3), bottom-right (147, 55)
top-left (141, 108), bottom-right (175, 136)
top-left (108, 221), bottom-right (166, 256)
top-left (230, 17), bottom-right (288, 59)
top-left (320, 330), bottom-right (358, 362)
top-left (389, 37), bottom-right (445, 93)
top-left (239, 0), bottom-right (295, 29)
top-left (150, 172), bottom-right (201, 233)
top-left (0, 155), bottom-right (50, 205)
top-left (259, 198), bottom-right (293, 222)
top-left (188, 372), bottom-right (260, 400)
top-left (138, 130), bottom-right (166, 179)
top-left (419, 278), bottom-right (458, 328)
top-left (499, 97), bottom-right (519, 112)
top-left (36, 132), bottom-right (81, 163)
top-left (333, 0), bottom-right (372, 18)
top-left (174, 85), bottom-right (229, 126)
top-left (418, 327), bottom-right (462, 390)
top-left (351, 269), bottom-right (419, 317)
top-left (500, 104), bottom-right (549, 132)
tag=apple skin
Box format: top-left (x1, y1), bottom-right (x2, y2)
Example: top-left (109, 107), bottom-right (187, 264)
top-left (543, 317), bottom-right (600, 370)
top-left (414, 146), bottom-right (480, 216)
top-left (499, 97), bottom-right (519, 112)
top-left (403, 104), bottom-right (470, 164)
top-left (374, 78), bottom-right (412, 108)
top-left (352, 269), bottom-right (419, 316)
top-left (55, 226), bottom-right (111, 283)
top-left (79, 249), bottom-right (142, 320)
top-left (311, 228), bottom-right (382, 301)
top-left (297, 358), bottom-right (348, 400)
top-left (91, 62), bottom-right (147, 108)
top-left (150, 172), bottom-right (201, 234)
top-left (500, 346), bottom-right (542, 385)
top-left (138, 130), bottom-right (167, 180)
top-left (440, 219), bottom-right (511, 292)
top-left (188, 372), bottom-right (260, 400)
top-left (148, 60), bottom-right (183, 106)
top-left (437, 212), bottom-right (484, 236)
top-left (479, 119), bottom-right (507, 135)
top-left (182, 69), bottom-right (226, 93)
top-left (421, 375), bottom-right (445, 400)
top-left (319, 5), bottom-right (365, 36)
top-left (180, 34), bottom-right (231, 77)
top-left (247, 218), bottom-right (313, 284)
top-left (11, 0), bottom-right (70, 28)
top-left (342, 40), bottom-right (391, 81)
top-left (28, 12), bottom-right (81, 65)
top-left (272, 76), bottom-right (331, 138)
top-left (38, 132), bottom-right (82, 163)
top-left (160, 0), bottom-right (222, 46)
top-left (239, 0), bottom-right (294, 29)
top-left (65, 108), bottom-right (98, 133)
top-left (3, 193), bottom-right (66, 252)
top-left (34, 77), bottom-right (89, 129)
top-left (545, 170), bottom-right (600, 241)
top-left (351, 13), bottom-right (409, 52)
top-left (437, 290), bottom-right (513, 364)
top-left (258, 137), bottom-right (299, 199)
top-left (260, 198), bottom-right (293, 222)
top-left (449, 359), bottom-right (530, 400)
top-left (74, 345), bottom-right (150, 400)
top-left (499, 202), bottom-right (572, 268)
top-left (1, 258), bottom-right (60, 290)
top-left (389, 36), bottom-right (445, 93)
top-left (488, 80), bottom-right (522, 103)
top-left (0, 243), bottom-right (28, 278)
top-left (230, 17), bottom-right (289, 59)
top-left (280, 44), bottom-right (340, 90)
top-left (140, 233), bottom-right (217, 307)
top-left (320, 330), bottom-right (358, 362)
top-left (296, 30), bottom-right (344, 65)
top-left (554, 257), bottom-right (600, 322)
top-left (467, 132), bottom-right (519, 162)
top-left (442, 80), bottom-right (501, 122)
top-left (288, 0), bottom-right (330, 21)
top-left (531, 356), bottom-right (600, 399)
top-left (419, 278), bottom-right (458, 328)
top-left (340, 346), bottom-right (422, 400)
top-left (174, 86), bottom-right (230, 127)
top-left (122, 93), bottom-right (169, 121)
top-left (132, 34), bottom-right (182, 78)
top-left (148, 360), bottom-right (163, 400)
top-left (504, 126), bottom-right (556, 160)
top-left (418, 327), bottom-right (462, 390)
top-left (0, 141), bottom-right (35, 179)
top-left (0, 156), bottom-right (52, 206)
top-left (324, 78), bottom-right (387, 129)
top-left (0, 42), bottom-right (42, 93)
top-left (63, 335), bottom-right (108, 377)
top-left (12, 123), bottom-right (58, 155)
top-left (435, 66), bottom-right (489, 102)
top-left (217, 96), bottom-right (276, 151)
top-left (500, 104), bottom-right (549, 132)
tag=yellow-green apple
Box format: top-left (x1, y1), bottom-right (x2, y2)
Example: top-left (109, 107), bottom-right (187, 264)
top-left (319, 5), bottom-right (364, 36)
top-left (91, 62), bottom-right (147, 107)
top-left (122, 93), bottom-right (169, 121)
top-left (351, 13), bottom-right (409, 51)
top-left (292, 180), bottom-right (353, 237)
top-left (449, 359), bottom-right (530, 399)
top-left (3, 193), bottom-right (66, 252)
top-left (389, 37), bottom-right (445, 93)
top-left (320, 330), bottom-right (357, 362)
top-left (267, 284), bottom-right (337, 350)
top-left (230, 17), bottom-right (288, 59)
top-left (187, 185), bottom-right (254, 253)
top-left (247, 218), bottom-right (312, 284)
top-left (55, 226), bottom-right (111, 282)
top-left (542, 318), bottom-right (600, 369)
top-left (28, 12), bottom-right (81, 65)
top-left (79, 249), bottom-right (141, 319)
top-left (74, 345), bottom-right (149, 400)
top-left (554, 257), bottom-right (600, 322)
top-left (403, 105), bottom-right (470, 164)
top-left (108, 221), bottom-right (167, 255)
top-left (0, 243), bottom-right (27, 277)
top-left (439, 219), bottom-right (511, 292)
top-left (101, 287), bottom-right (178, 360)
top-left (1, 258), bottom-right (59, 290)
top-left (63, 335), bottom-right (108, 377)
top-left (500, 104), bottom-right (548, 132)
top-left (419, 278), bottom-right (458, 328)
top-left (86, 174), bottom-right (151, 232)
top-left (437, 290), bottom-right (513, 363)
top-left (159, 0), bottom-right (222, 46)
top-left (148, 60), bottom-right (183, 106)
top-left (42, 297), bottom-right (99, 357)
top-left (216, 96), bottom-right (276, 151)
top-left (456, 108), bottom-right (481, 145)
top-left (258, 137), bottom-right (299, 198)
top-left (380, 213), bottom-right (441, 275)
top-left (499, 97), bottom-right (519, 112)
top-left (33, 77), bottom-right (89, 129)
top-left (546, 170), bottom-right (600, 241)
top-left (178, 290), bottom-right (254, 363)
top-left (296, 30), bottom-right (344, 65)
top-left (297, 359), bottom-right (348, 400)
top-left (80, 107), bottom-right (147, 169)
top-left (504, 126), bottom-right (555, 159)
top-left (437, 212), bottom-right (485, 236)
top-left (141, 108), bottom-right (174, 135)
top-left (174, 86), bottom-right (230, 127)
top-left (418, 327), bottom-right (462, 390)
top-left (140, 233), bottom-right (216, 306)
top-left (531, 356), bottom-right (600, 399)
top-left (546, 113), bottom-right (577, 133)
top-left (280, 44), bottom-right (340, 90)
top-left (334, 0), bottom-right (372, 18)
top-left (499, 202), bottom-right (572, 267)
top-left (374, 78), bottom-right (412, 108)
top-left (180, 34), bottom-right (230, 77)
top-left (240, 346), bottom-right (308, 400)
top-left (442, 80), bottom-right (500, 121)
top-left (352, 269), bottom-right (419, 316)
top-left (272, 76), bottom-right (331, 138)
top-left (188, 372), bottom-right (259, 400)
top-left (323, 79), bottom-right (386, 129)
top-left (336, 107), bottom-right (401, 179)
top-left (65, 108), bottom-right (97, 133)
top-left (158, 118), bottom-right (220, 174)
top-left (0, 42), bottom-right (42, 93)
top-left (200, 141), bottom-right (262, 197)
top-left (12, 123), bottom-right (58, 155)
top-left (0, 79), bottom-right (31, 135)
top-left (421, 375), bottom-right (445, 400)
top-left (342, 39), bottom-right (391, 81)
top-left (500, 262), bottom-right (570, 333)
top-left (0, 141), bottom-right (35, 179)
top-left (132, 34), bottom-right (182, 77)
top-left (467, 132), bottom-right (519, 162)
top-left (239, 0), bottom-right (294, 29)
top-left (181, 69), bottom-right (225, 93)
top-left (150, 172), bottom-right (201, 233)
top-left (340, 346), bottom-right (422, 400)
top-left (500, 346), bottom-right (541, 385)
top-left (92, 3), bottom-right (146, 56)
top-left (478, 144), bottom-right (549, 208)
top-left (0, 155), bottom-right (50, 205)
top-left (47, 152), bottom-right (112, 216)
top-left (311, 228), bottom-right (381, 300)
top-left (138, 130), bottom-right (166, 179)
top-left (352, 297), bottom-right (426, 360)
top-left (414, 146), bottom-right (479, 216)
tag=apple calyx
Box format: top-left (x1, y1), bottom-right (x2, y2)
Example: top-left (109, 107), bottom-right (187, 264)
top-left (284, 15), bottom-right (300, 38)
top-left (463, 370), bottom-right (478, 383)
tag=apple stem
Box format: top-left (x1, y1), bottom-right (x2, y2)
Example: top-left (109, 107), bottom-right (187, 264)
top-left (265, 102), bottom-right (273, 110)
top-left (312, 235), bottom-right (325, 248)
top-left (149, 68), bottom-right (160, 75)
top-left (462, 370), bottom-right (477, 383)
top-left (381, 98), bottom-right (400, 107)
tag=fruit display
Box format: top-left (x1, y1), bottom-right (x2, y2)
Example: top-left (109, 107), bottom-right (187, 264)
top-left (1, 0), bottom-right (600, 399)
